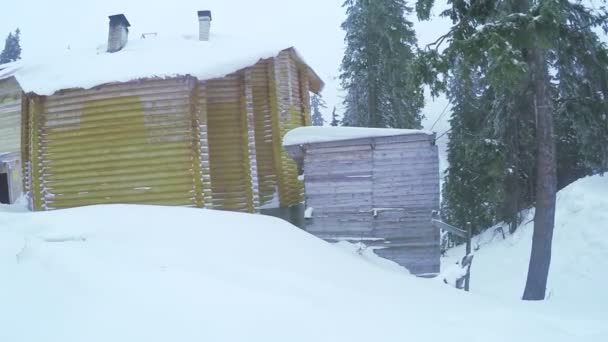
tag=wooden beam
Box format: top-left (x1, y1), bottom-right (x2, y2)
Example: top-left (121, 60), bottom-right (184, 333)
top-left (431, 218), bottom-right (467, 238)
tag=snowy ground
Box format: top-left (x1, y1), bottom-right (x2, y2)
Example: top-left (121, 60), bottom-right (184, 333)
top-left (1, 177), bottom-right (606, 341)
top-left (443, 175), bottom-right (608, 320)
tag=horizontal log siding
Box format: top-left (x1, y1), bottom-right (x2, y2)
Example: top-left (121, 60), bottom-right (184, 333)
top-left (250, 61), bottom-right (279, 207)
top-left (244, 69), bottom-right (260, 210)
top-left (31, 78), bottom-right (199, 210)
top-left (301, 134), bottom-right (440, 275)
top-left (205, 75), bottom-right (252, 212)
top-left (22, 52), bottom-right (318, 212)
top-left (20, 96), bottom-right (31, 196)
top-left (274, 51), bottom-right (305, 207)
top-left (298, 68), bottom-right (312, 126)
top-left (194, 81), bottom-right (213, 206)
top-left (0, 77), bottom-right (21, 153)
top-left (188, 79), bottom-right (205, 208)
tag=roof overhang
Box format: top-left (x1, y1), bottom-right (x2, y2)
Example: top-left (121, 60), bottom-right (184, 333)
top-left (283, 48), bottom-right (324, 94)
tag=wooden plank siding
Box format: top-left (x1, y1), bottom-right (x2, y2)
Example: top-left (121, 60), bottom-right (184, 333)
top-left (294, 133), bottom-right (440, 275)
top-left (22, 49), bottom-right (318, 212)
top-left (0, 77), bottom-right (21, 154)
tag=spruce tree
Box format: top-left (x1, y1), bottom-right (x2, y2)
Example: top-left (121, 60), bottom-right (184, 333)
top-left (441, 60), bottom-right (507, 235)
top-left (331, 107), bottom-right (340, 127)
top-left (310, 94), bottom-right (326, 126)
top-left (416, 0), bottom-right (608, 300)
top-left (340, 0), bottom-right (424, 128)
top-left (0, 29), bottom-right (22, 64)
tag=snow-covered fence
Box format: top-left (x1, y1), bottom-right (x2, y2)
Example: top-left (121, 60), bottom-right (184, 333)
top-left (431, 211), bottom-right (473, 291)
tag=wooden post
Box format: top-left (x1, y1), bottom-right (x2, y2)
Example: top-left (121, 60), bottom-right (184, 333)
top-left (465, 222), bottom-right (472, 292)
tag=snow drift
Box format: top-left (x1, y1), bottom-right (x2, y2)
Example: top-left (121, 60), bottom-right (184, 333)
top-left (443, 175), bottom-right (608, 317)
top-left (0, 194), bottom-right (606, 340)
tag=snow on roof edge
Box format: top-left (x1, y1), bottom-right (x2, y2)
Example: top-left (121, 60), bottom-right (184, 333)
top-left (283, 126), bottom-right (434, 147)
top-left (0, 61), bottom-right (22, 80)
top-left (13, 34), bottom-right (323, 96)
top-left (289, 47), bottom-right (324, 93)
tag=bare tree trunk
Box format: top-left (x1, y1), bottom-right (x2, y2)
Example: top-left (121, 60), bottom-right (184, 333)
top-left (522, 45), bottom-right (557, 301)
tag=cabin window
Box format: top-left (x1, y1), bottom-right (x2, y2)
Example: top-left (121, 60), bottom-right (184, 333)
top-left (0, 173), bottom-right (9, 204)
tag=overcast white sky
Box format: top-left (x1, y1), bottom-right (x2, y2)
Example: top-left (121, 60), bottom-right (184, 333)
top-left (0, 0), bottom-right (452, 166)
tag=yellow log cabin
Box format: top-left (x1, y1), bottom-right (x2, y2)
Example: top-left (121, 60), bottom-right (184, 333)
top-left (11, 12), bottom-right (323, 213)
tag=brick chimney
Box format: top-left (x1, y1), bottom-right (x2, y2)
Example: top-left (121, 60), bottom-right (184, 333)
top-left (198, 11), bottom-right (212, 41)
top-left (107, 14), bottom-right (130, 53)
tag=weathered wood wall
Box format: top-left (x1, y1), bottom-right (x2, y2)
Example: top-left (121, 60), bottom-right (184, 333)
top-left (0, 77), bottom-right (21, 154)
top-left (299, 134), bottom-right (440, 275)
top-left (0, 76), bottom-right (24, 203)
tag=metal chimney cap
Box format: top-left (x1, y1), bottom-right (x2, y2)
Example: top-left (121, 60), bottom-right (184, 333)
top-left (197, 10), bottom-right (212, 20)
top-left (109, 14), bottom-right (131, 27)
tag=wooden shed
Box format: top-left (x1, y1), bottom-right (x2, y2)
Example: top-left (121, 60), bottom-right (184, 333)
top-left (14, 15), bottom-right (322, 212)
top-left (0, 64), bottom-right (23, 204)
top-left (283, 127), bottom-right (440, 275)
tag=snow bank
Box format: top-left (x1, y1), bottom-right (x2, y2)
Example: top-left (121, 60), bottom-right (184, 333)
top-left (443, 175), bottom-right (608, 317)
top-left (13, 33), bottom-right (294, 96)
top-left (1, 204), bottom-right (604, 341)
top-left (283, 126), bottom-right (433, 146)
top-left (0, 195), bottom-right (29, 213)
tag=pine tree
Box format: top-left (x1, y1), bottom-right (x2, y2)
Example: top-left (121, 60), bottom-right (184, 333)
top-left (310, 94), bottom-right (326, 126)
top-left (416, 0), bottom-right (608, 300)
top-left (331, 107), bottom-right (340, 127)
top-left (340, 0), bottom-right (424, 129)
top-left (442, 60), bottom-right (507, 235)
top-left (0, 29), bottom-right (22, 64)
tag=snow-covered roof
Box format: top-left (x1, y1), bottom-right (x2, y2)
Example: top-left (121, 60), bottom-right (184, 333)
top-left (283, 126), bottom-right (433, 146)
top-left (13, 33), bottom-right (323, 96)
top-left (0, 61), bottom-right (21, 80)
top-left (0, 151), bottom-right (19, 162)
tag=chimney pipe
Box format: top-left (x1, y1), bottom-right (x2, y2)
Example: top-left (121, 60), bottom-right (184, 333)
top-left (197, 10), bottom-right (212, 41)
top-left (107, 14), bottom-right (131, 53)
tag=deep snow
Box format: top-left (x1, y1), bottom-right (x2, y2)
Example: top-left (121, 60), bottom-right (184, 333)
top-left (1, 197), bottom-right (606, 341)
top-left (443, 175), bottom-right (608, 318)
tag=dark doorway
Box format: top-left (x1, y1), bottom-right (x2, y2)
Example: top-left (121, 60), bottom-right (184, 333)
top-left (0, 173), bottom-right (9, 204)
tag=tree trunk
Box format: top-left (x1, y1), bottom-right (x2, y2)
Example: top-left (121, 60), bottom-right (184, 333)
top-left (522, 45), bottom-right (557, 301)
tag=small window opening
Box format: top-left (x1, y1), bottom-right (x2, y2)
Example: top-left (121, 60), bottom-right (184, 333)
top-left (0, 173), bottom-right (9, 204)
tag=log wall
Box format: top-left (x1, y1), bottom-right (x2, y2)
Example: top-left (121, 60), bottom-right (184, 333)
top-left (22, 49), bottom-right (315, 212)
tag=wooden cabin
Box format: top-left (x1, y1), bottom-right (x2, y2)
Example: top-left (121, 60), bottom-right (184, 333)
top-left (283, 127), bottom-right (440, 275)
top-left (14, 12), bottom-right (323, 212)
top-left (0, 65), bottom-right (23, 204)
